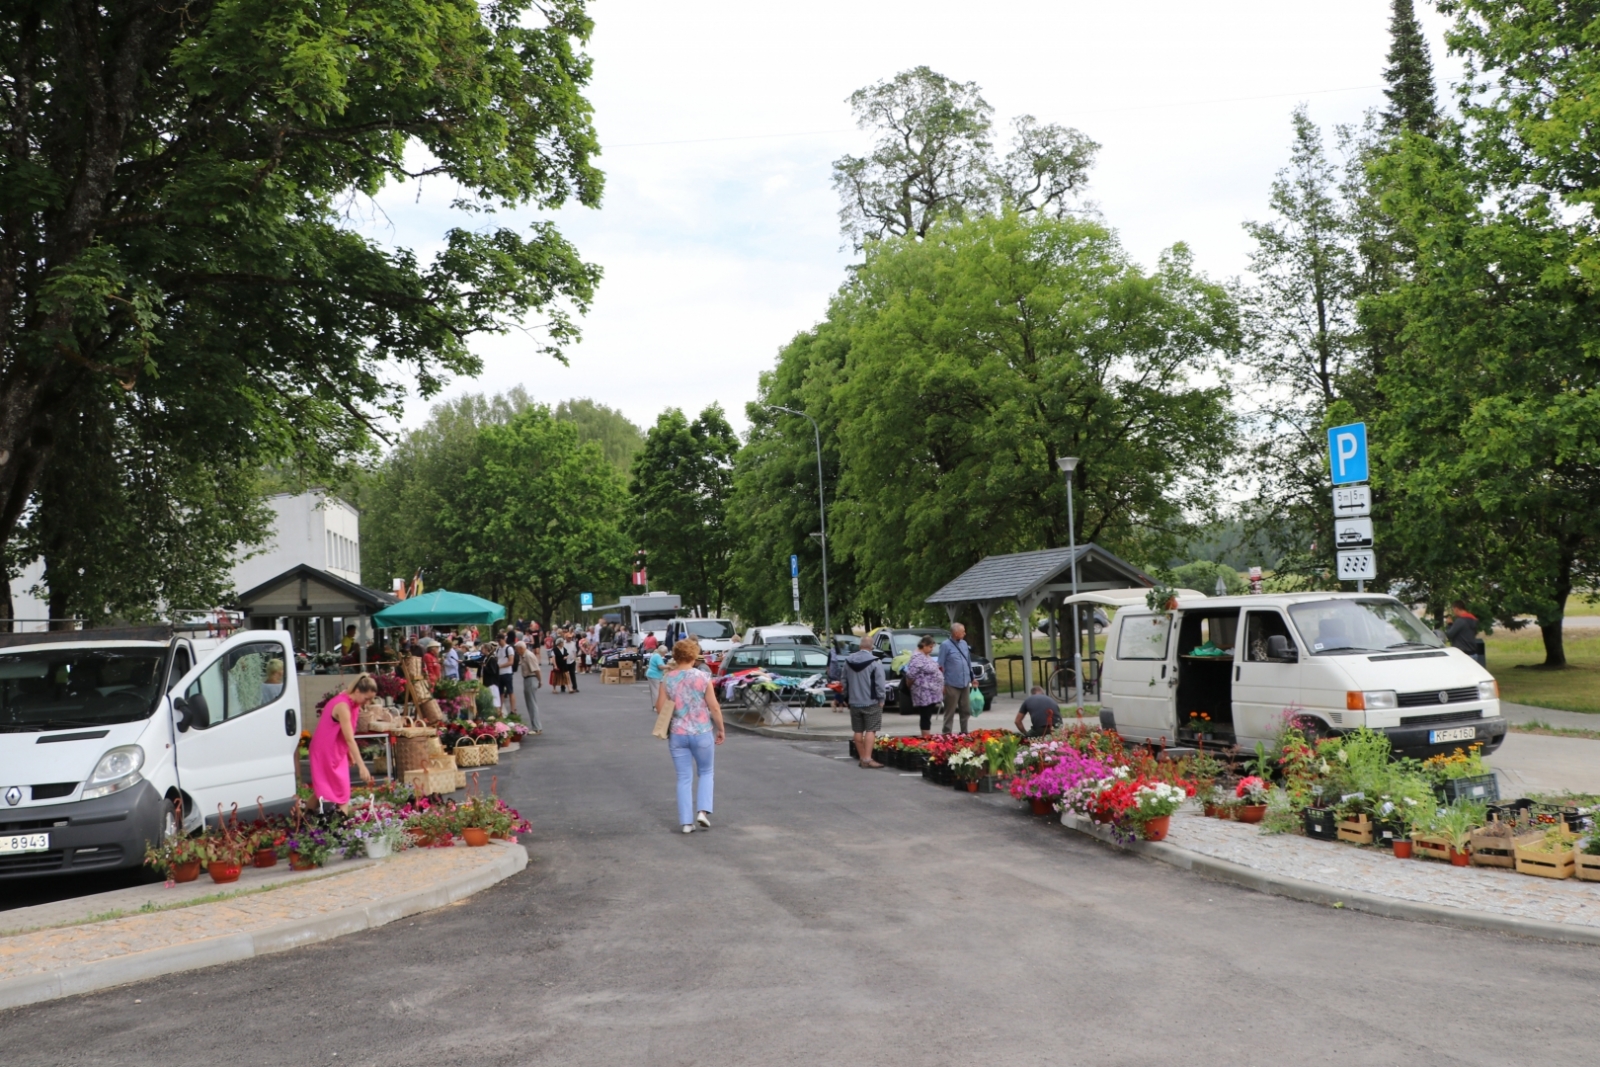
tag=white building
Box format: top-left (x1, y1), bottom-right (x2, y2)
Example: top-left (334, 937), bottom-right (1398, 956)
top-left (230, 491), bottom-right (363, 594)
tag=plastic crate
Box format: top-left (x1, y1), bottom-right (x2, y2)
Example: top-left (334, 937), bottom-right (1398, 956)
top-left (1303, 808), bottom-right (1338, 841)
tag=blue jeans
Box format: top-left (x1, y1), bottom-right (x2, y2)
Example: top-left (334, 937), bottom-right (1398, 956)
top-left (669, 731), bottom-right (715, 826)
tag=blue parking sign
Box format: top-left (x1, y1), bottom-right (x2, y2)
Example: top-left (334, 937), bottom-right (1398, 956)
top-left (1326, 422), bottom-right (1369, 486)
top-left (580, 592), bottom-right (593, 609)
top-left (790, 554), bottom-right (800, 578)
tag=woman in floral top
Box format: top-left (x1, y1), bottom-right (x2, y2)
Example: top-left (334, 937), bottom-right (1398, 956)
top-left (903, 634), bottom-right (945, 738)
top-left (654, 639), bottom-right (726, 834)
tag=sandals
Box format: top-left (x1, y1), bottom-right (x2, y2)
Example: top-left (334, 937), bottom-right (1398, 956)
top-left (859, 760), bottom-right (884, 769)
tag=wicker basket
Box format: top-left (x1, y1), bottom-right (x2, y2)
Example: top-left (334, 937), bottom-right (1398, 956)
top-left (454, 736), bottom-right (484, 768)
top-left (403, 767), bottom-right (456, 796)
top-left (391, 716), bottom-right (435, 738)
top-left (357, 705), bottom-right (399, 733)
top-left (454, 767), bottom-right (467, 791)
top-left (475, 736), bottom-right (500, 766)
top-left (396, 734), bottom-right (434, 774)
top-left (416, 697), bottom-right (445, 724)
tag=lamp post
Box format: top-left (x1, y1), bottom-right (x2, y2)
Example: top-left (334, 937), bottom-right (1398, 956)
top-left (769, 405), bottom-right (831, 638)
top-left (1056, 456), bottom-right (1085, 711)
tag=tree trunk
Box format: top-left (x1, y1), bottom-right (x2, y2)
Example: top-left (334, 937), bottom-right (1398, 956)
top-left (1540, 550), bottom-right (1575, 668)
top-left (1539, 620), bottom-right (1566, 668)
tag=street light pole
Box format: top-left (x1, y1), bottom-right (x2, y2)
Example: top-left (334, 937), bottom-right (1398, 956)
top-left (1057, 457), bottom-right (1085, 712)
top-left (769, 405), bottom-right (831, 637)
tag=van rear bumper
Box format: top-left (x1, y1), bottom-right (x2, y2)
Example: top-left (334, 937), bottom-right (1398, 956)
top-left (0, 780), bottom-right (166, 880)
top-left (1375, 717), bottom-right (1507, 759)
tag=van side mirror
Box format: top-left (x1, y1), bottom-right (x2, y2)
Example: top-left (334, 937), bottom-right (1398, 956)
top-left (173, 696), bottom-right (193, 733)
top-left (1267, 635), bottom-right (1298, 662)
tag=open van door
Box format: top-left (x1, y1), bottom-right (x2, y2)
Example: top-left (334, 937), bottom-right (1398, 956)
top-left (1106, 612), bottom-right (1175, 742)
top-left (1234, 609), bottom-right (1301, 746)
top-left (171, 632), bottom-right (299, 826)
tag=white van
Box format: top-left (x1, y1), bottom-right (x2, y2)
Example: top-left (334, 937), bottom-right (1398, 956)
top-left (0, 625), bottom-right (302, 880)
top-left (742, 624), bottom-right (822, 648)
top-left (662, 618), bottom-right (739, 656)
top-left (1093, 591), bottom-right (1505, 758)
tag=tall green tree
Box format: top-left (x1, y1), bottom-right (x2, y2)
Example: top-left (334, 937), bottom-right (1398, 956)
top-left (1382, 0), bottom-right (1439, 133)
top-left (828, 212), bottom-right (1238, 622)
top-left (0, 0), bottom-right (603, 624)
top-left (555, 398), bottom-right (645, 476)
top-left (831, 66), bottom-right (1097, 248)
top-left (629, 406), bottom-right (738, 618)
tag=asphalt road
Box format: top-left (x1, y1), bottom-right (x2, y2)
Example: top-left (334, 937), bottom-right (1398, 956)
top-left (3, 680), bottom-right (1597, 1066)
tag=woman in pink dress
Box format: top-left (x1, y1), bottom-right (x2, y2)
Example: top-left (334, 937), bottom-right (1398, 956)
top-left (309, 674), bottom-right (379, 811)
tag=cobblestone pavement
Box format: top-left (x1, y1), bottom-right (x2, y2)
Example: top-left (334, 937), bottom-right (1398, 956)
top-left (0, 841), bottom-right (517, 983)
top-left (1164, 808), bottom-right (1600, 927)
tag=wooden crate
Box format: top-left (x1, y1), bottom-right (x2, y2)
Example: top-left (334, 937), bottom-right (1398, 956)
top-left (1412, 833), bottom-right (1454, 862)
top-left (602, 668), bottom-right (621, 685)
top-left (619, 664), bottom-right (637, 679)
top-left (1469, 827), bottom-right (1541, 869)
top-left (1337, 815), bottom-right (1374, 846)
top-left (1514, 832), bottom-right (1578, 879)
top-left (1576, 852), bottom-right (1600, 883)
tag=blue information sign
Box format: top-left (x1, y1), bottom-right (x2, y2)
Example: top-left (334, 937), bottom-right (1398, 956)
top-left (790, 554), bottom-right (799, 578)
top-left (579, 592), bottom-right (594, 609)
top-left (1326, 422), bottom-right (1369, 486)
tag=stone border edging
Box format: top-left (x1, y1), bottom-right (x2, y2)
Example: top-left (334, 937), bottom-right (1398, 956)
top-left (0, 842), bottom-right (528, 1011)
top-left (1051, 811), bottom-right (1600, 947)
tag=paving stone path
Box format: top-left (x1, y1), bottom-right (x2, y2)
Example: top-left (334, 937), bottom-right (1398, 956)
top-left (0, 842), bottom-right (517, 983)
top-left (1164, 808), bottom-right (1600, 927)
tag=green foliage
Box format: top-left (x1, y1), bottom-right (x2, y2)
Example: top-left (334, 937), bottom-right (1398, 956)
top-left (555, 399), bottom-right (645, 476)
top-left (831, 66), bottom-right (1097, 248)
top-left (0, 1), bottom-right (602, 618)
top-left (628, 406), bottom-right (738, 618)
top-left (828, 213), bottom-right (1238, 621)
top-left (1163, 561), bottom-right (1248, 597)
top-left (1382, 0), bottom-right (1439, 134)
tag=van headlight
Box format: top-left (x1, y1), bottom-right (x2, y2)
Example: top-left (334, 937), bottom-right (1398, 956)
top-left (1478, 680), bottom-right (1499, 701)
top-left (1347, 691), bottom-right (1398, 711)
top-left (81, 745), bottom-right (145, 800)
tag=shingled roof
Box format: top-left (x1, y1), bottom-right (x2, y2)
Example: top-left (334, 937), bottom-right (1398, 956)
top-left (925, 545), bottom-right (1153, 606)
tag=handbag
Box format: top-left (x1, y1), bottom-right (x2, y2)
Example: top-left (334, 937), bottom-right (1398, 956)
top-left (652, 680), bottom-right (674, 740)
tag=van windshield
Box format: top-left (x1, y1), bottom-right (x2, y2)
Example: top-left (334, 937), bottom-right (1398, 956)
top-left (1287, 599), bottom-right (1443, 655)
top-left (684, 620), bottom-right (735, 640)
top-left (0, 647), bottom-right (167, 731)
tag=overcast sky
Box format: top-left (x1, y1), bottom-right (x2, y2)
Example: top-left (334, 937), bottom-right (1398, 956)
top-left (370, 0), bottom-right (1455, 437)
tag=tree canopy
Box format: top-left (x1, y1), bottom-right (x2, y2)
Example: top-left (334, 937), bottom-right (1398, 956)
top-left (628, 406), bottom-right (738, 618)
top-left (0, 0), bottom-right (602, 625)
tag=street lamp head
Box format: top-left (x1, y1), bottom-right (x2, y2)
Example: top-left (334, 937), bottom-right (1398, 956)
top-left (1056, 456), bottom-right (1079, 473)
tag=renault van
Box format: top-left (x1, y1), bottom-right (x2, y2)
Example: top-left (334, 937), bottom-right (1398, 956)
top-left (0, 626), bottom-right (301, 880)
top-left (1093, 592), bottom-right (1505, 757)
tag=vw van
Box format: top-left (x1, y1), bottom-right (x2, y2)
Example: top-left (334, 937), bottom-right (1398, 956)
top-left (0, 626), bottom-right (302, 880)
top-left (1093, 592), bottom-right (1505, 757)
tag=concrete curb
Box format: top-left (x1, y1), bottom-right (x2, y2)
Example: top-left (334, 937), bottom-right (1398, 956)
top-left (1048, 810), bottom-right (1600, 947)
top-left (0, 843), bottom-right (528, 1011)
top-left (724, 718), bottom-right (855, 743)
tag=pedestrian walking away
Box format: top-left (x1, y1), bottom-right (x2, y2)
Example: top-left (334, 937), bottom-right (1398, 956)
top-left (497, 635), bottom-right (518, 714)
top-left (653, 639), bottom-right (725, 833)
top-left (1014, 686), bottom-right (1062, 737)
top-left (518, 641), bottom-right (543, 734)
top-left (902, 634), bottom-right (944, 738)
top-left (1444, 601), bottom-right (1486, 666)
top-left (842, 643), bottom-right (887, 767)
top-left (936, 623), bottom-right (977, 735)
top-left (645, 644), bottom-right (667, 710)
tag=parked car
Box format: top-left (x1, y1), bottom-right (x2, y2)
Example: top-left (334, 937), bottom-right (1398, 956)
top-left (860, 627), bottom-right (999, 715)
top-left (831, 634), bottom-right (861, 656)
top-left (1097, 591), bottom-right (1505, 758)
top-left (743, 624), bottom-right (822, 648)
top-left (0, 625), bottom-right (302, 881)
top-left (719, 644), bottom-right (833, 681)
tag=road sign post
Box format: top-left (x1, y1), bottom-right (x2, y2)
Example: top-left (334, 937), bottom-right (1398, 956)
top-left (580, 592), bottom-right (594, 610)
top-left (1326, 422), bottom-right (1373, 590)
top-left (790, 555), bottom-right (801, 615)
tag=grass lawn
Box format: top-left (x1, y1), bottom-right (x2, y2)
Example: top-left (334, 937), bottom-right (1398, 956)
top-left (1487, 628), bottom-right (1600, 715)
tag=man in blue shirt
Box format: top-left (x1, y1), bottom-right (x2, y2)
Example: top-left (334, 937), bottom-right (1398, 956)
top-left (936, 623), bottom-right (975, 735)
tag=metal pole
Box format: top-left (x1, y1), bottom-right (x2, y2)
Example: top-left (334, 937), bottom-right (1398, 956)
top-left (769, 405), bottom-right (831, 637)
top-left (1059, 458), bottom-right (1085, 712)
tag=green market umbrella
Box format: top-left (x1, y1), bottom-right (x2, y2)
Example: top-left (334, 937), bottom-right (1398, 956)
top-left (371, 590), bottom-right (506, 628)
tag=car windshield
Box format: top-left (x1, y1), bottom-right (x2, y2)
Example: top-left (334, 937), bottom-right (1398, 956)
top-left (763, 649), bottom-right (830, 670)
top-left (685, 620), bottom-right (735, 640)
top-left (892, 631), bottom-right (947, 655)
top-left (1287, 599), bottom-right (1443, 655)
top-left (765, 632), bottom-right (819, 646)
top-left (0, 647), bottom-right (167, 731)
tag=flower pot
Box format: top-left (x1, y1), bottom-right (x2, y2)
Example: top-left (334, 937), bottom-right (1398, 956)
top-left (1392, 839), bottom-right (1414, 859)
top-left (207, 861), bottom-right (242, 884)
top-left (171, 860), bottom-right (202, 883)
top-left (963, 781), bottom-right (978, 794)
top-left (289, 852), bottom-right (317, 871)
top-left (1030, 798), bottom-right (1054, 816)
top-left (1235, 804), bottom-right (1268, 824)
top-left (363, 837), bottom-right (392, 859)
top-left (1142, 815), bottom-right (1172, 842)
top-left (252, 848), bottom-right (277, 868)
top-left (1202, 802), bottom-right (1219, 818)
top-left (462, 827), bottom-right (490, 847)
top-left (1449, 847), bottom-right (1471, 867)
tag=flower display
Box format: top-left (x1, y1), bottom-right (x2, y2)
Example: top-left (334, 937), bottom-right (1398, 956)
top-left (1236, 776), bottom-right (1269, 803)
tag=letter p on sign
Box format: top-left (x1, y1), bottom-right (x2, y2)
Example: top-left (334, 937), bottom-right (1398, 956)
top-left (1326, 422), bottom-right (1369, 486)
